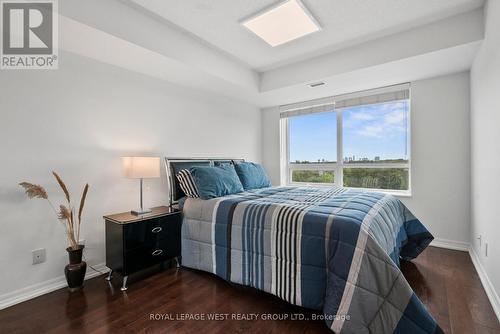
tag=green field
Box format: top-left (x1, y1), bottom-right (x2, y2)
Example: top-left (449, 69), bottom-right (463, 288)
top-left (292, 167), bottom-right (408, 190)
top-left (343, 168), bottom-right (408, 190)
top-left (292, 170), bottom-right (335, 183)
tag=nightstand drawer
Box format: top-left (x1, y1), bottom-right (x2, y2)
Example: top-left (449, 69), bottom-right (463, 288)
top-left (123, 218), bottom-right (167, 251)
top-left (124, 246), bottom-right (168, 274)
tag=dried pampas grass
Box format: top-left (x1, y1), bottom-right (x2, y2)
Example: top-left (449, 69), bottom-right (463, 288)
top-left (20, 173), bottom-right (90, 250)
top-left (77, 184), bottom-right (89, 243)
top-left (58, 205), bottom-right (71, 220)
top-left (19, 182), bottom-right (48, 199)
top-left (78, 184), bottom-right (88, 223)
top-left (52, 171), bottom-right (70, 203)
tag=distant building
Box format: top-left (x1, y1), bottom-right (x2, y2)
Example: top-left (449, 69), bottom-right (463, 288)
top-left (374, 156), bottom-right (380, 161)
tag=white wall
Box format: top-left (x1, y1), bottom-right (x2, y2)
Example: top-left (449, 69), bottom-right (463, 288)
top-left (261, 71), bottom-right (470, 244)
top-left (404, 72), bottom-right (470, 244)
top-left (470, 0), bottom-right (500, 312)
top-left (0, 51), bottom-right (261, 301)
top-left (261, 106), bottom-right (281, 184)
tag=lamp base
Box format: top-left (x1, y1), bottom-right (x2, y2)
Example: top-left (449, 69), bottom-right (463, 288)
top-left (131, 208), bottom-right (152, 216)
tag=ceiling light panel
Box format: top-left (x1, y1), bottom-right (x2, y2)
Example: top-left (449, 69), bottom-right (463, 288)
top-left (241, 0), bottom-right (320, 47)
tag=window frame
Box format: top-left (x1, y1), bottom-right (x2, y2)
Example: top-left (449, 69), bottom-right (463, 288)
top-left (281, 96), bottom-right (412, 196)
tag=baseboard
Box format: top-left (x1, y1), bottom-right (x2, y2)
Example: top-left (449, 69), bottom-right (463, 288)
top-left (0, 263), bottom-right (109, 310)
top-left (430, 238), bottom-right (470, 251)
top-left (469, 246), bottom-right (500, 321)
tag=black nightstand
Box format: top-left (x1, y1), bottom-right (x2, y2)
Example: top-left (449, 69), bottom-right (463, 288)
top-left (103, 206), bottom-right (181, 291)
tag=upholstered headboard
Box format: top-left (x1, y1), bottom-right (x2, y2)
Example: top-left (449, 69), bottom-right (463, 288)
top-left (164, 157), bottom-right (245, 207)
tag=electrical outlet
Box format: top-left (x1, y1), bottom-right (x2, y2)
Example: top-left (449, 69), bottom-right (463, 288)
top-left (79, 239), bottom-right (85, 246)
top-left (485, 242), bottom-right (488, 257)
top-left (32, 248), bottom-right (46, 265)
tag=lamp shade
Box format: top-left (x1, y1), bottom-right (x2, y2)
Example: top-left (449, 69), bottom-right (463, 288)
top-left (122, 157), bottom-right (160, 179)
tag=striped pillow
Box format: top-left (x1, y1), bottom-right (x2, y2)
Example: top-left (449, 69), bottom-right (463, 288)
top-left (176, 169), bottom-right (199, 198)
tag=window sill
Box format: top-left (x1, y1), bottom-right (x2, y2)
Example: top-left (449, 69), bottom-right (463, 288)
top-left (351, 188), bottom-right (412, 198)
top-left (286, 183), bottom-right (412, 198)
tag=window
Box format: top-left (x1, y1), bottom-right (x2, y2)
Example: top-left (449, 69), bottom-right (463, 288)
top-left (281, 84), bottom-right (410, 193)
top-left (289, 111), bottom-right (337, 184)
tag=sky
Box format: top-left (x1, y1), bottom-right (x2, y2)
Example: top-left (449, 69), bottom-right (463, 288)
top-left (289, 101), bottom-right (409, 162)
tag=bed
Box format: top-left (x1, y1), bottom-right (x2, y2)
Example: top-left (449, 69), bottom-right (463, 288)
top-left (165, 158), bottom-right (443, 334)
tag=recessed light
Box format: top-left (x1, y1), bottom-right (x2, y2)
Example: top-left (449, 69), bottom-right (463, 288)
top-left (309, 82), bottom-right (325, 88)
top-left (241, 0), bottom-right (321, 47)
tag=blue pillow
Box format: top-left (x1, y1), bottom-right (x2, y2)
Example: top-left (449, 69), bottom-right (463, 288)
top-left (213, 161), bottom-right (232, 168)
top-left (189, 165), bottom-right (244, 199)
top-left (234, 162), bottom-right (271, 190)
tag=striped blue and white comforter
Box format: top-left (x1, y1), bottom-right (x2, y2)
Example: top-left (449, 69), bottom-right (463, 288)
top-left (181, 186), bottom-right (442, 334)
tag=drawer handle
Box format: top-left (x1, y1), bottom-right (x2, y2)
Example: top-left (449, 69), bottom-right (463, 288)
top-left (152, 249), bottom-right (163, 256)
top-left (151, 227), bottom-right (162, 233)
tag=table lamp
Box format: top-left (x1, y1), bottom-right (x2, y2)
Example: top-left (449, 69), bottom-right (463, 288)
top-left (122, 156), bottom-right (160, 215)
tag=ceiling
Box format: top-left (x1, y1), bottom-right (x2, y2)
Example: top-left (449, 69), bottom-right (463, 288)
top-left (129, 0), bottom-right (483, 71)
top-left (58, 0), bottom-right (484, 107)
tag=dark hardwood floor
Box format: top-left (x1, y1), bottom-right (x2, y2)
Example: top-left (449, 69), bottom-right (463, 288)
top-left (0, 246), bottom-right (498, 334)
